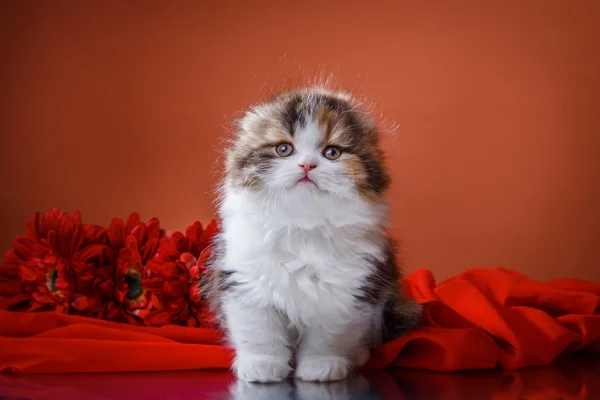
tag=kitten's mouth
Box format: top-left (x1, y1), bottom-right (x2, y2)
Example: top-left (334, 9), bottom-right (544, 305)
top-left (295, 175), bottom-right (320, 189)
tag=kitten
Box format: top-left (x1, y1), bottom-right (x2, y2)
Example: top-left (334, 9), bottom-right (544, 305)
top-left (204, 87), bottom-right (422, 383)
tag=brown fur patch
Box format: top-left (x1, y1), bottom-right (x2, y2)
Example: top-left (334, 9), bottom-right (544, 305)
top-left (314, 107), bottom-right (336, 145)
top-left (355, 239), bottom-right (422, 345)
top-left (355, 242), bottom-right (400, 304)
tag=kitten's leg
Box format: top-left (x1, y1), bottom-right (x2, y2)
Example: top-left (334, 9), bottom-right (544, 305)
top-left (223, 297), bottom-right (292, 382)
top-left (295, 305), bottom-right (374, 382)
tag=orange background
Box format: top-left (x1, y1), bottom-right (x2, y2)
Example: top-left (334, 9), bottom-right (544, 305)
top-left (1, 1), bottom-right (599, 282)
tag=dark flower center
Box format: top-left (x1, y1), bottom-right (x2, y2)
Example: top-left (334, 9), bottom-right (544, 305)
top-left (125, 273), bottom-right (143, 299)
top-left (47, 269), bottom-right (59, 292)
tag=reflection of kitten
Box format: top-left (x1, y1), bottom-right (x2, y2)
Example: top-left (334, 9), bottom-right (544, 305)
top-left (227, 375), bottom-right (383, 400)
top-left (204, 88), bottom-right (422, 383)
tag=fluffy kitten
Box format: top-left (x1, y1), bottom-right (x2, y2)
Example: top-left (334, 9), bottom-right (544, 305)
top-left (204, 87), bottom-right (422, 383)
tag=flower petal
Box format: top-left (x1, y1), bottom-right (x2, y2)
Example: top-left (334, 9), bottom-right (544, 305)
top-left (125, 213), bottom-right (142, 233)
top-left (71, 294), bottom-right (89, 311)
top-left (107, 217), bottom-right (126, 249)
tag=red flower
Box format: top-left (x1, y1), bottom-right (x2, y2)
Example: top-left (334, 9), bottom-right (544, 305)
top-left (1, 209), bottom-right (89, 309)
top-left (19, 250), bottom-right (78, 313)
top-left (155, 219), bottom-right (217, 264)
top-left (25, 207), bottom-right (105, 249)
top-left (77, 213), bottom-right (143, 321)
top-left (110, 218), bottom-right (164, 324)
top-left (188, 247), bottom-right (218, 327)
top-left (143, 260), bottom-right (192, 326)
top-left (107, 213), bottom-right (165, 255)
top-left (25, 208), bottom-right (71, 242)
top-left (144, 256), bottom-right (216, 328)
top-left (76, 248), bottom-right (118, 320)
top-left (145, 220), bottom-right (218, 327)
top-left (77, 213), bottom-right (166, 323)
top-left (0, 237), bottom-right (36, 309)
top-left (1, 208), bottom-right (107, 313)
top-left (106, 212), bottom-right (141, 251)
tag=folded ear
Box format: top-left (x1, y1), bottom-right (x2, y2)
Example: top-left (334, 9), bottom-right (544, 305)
top-left (237, 110), bottom-right (260, 135)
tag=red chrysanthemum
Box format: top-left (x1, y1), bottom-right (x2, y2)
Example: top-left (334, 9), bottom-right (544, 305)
top-left (0, 208), bottom-right (107, 313)
top-left (145, 220), bottom-right (218, 327)
top-left (143, 257), bottom-right (216, 328)
top-left (0, 237), bottom-right (36, 309)
top-left (75, 247), bottom-right (118, 320)
top-left (155, 220), bottom-right (217, 265)
top-left (188, 246), bottom-right (218, 327)
top-left (19, 250), bottom-right (77, 313)
top-left (143, 259), bottom-right (192, 326)
top-left (75, 212), bottom-right (166, 323)
top-left (109, 216), bottom-right (165, 324)
top-left (24, 208), bottom-right (106, 251)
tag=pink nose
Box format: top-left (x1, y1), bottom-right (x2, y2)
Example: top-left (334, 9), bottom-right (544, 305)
top-left (299, 164), bottom-right (317, 173)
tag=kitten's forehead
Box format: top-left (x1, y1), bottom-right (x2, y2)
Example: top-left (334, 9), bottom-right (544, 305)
top-left (294, 118), bottom-right (322, 150)
top-left (247, 88), bottom-right (375, 149)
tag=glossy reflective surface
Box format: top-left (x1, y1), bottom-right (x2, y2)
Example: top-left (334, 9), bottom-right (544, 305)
top-left (1, 354), bottom-right (598, 399)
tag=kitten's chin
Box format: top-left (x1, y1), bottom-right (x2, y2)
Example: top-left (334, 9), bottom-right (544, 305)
top-left (292, 179), bottom-right (323, 192)
top-left (273, 180), bottom-right (359, 203)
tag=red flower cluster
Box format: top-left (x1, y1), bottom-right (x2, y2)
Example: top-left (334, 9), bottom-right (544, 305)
top-left (0, 208), bottom-right (218, 328)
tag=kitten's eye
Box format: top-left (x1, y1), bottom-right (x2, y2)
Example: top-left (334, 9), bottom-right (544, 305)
top-left (275, 143), bottom-right (294, 157)
top-left (323, 146), bottom-right (342, 160)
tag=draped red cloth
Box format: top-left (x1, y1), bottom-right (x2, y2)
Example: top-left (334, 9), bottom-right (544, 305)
top-left (1, 267), bottom-right (598, 374)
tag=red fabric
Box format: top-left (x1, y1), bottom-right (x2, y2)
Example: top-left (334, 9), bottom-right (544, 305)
top-left (0, 267), bottom-right (598, 374)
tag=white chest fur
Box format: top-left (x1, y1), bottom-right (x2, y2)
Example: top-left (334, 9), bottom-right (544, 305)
top-left (219, 186), bottom-right (386, 328)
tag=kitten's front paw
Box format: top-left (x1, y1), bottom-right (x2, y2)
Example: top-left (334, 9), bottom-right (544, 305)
top-left (234, 353), bottom-right (291, 383)
top-left (295, 356), bottom-right (350, 382)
